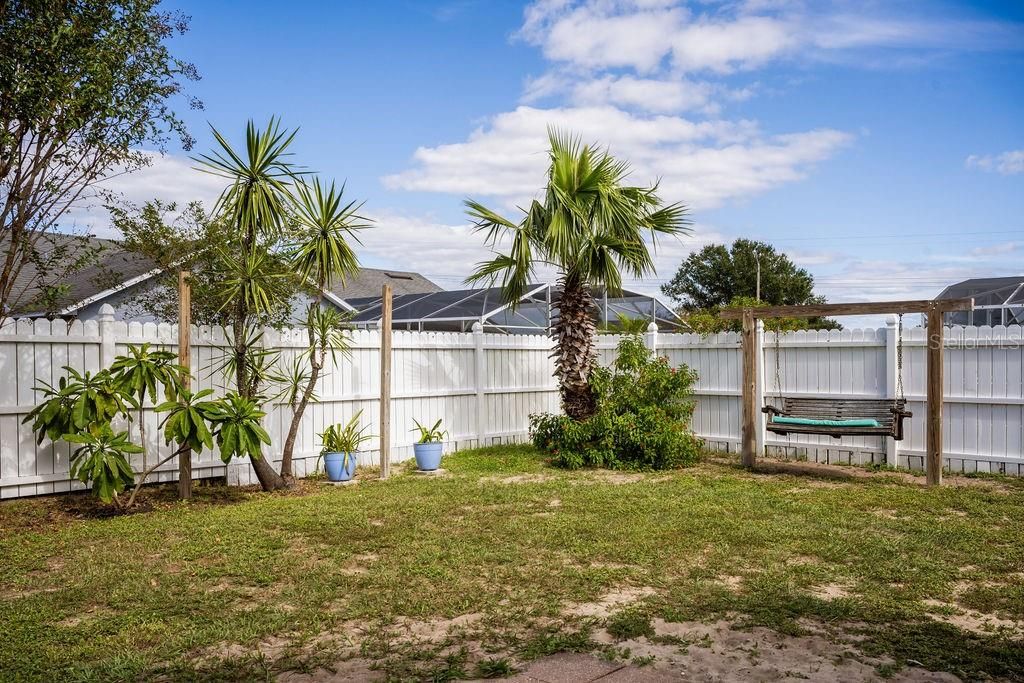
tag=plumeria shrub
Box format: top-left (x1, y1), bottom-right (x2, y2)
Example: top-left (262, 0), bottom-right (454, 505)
top-left (531, 335), bottom-right (702, 470)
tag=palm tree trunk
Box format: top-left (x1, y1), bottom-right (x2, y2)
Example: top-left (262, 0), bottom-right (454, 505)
top-left (552, 274), bottom-right (597, 420)
top-left (280, 298), bottom-right (325, 480)
top-left (232, 317), bottom-right (287, 492)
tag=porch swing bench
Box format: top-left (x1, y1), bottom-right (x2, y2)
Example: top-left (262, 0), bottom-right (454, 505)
top-left (763, 398), bottom-right (911, 440)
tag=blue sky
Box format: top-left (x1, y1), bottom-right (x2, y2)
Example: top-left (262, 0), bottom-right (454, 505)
top-left (94, 0), bottom-right (1024, 307)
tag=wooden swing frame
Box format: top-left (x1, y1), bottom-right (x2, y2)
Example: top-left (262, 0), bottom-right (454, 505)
top-left (720, 298), bottom-right (973, 486)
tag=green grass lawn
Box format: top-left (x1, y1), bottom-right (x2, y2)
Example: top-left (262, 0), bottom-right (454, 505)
top-left (1, 446), bottom-right (1023, 682)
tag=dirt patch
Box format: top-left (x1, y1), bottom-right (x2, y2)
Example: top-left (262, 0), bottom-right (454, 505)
top-left (481, 473), bottom-right (552, 485)
top-left (547, 498), bottom-right (561, 507)
top-left (564, 586), bottom-right (658, 618)
top-left (386, 613), bottom-right (483, 642)
top-left (810, 582), bottom-right (854, 600)
top-left (340, 553), bottom-right (379, 576)
top-left (735, 456), bottom-right (1022, 493)
top-left (922, 599), bottom-right (1024, 637)
top-left (716, 575), bottom-right (744, 591)
top-left (591, 471), bottom-right (646, 485)
top-left (605, 617), bottom-right (962, 682)
top-left (277, 657), bottom-right (383, 682)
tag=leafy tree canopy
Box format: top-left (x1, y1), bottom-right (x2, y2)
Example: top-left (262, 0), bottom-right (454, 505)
top-left (662, 239), bottom-right (838, 332)
top-left (1, 0), bottom-right (199, 319)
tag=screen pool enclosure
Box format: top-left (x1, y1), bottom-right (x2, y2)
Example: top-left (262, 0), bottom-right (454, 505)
top-left (343, 283), bottom-right (684, 334)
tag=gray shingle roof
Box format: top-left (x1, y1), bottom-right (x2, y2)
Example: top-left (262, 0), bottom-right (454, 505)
top-left (3, 234), bottom-right (159, 316)
top-left (329, 268), bottom-right (442, 300)
top-left (4, 233), bottom-right (442, 316)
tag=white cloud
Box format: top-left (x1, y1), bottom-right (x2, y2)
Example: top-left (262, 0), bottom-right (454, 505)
top-left (384, 105), bottom-right (850, 210)
top-left (517, 1), bottom-right (1021, 75)
top-left (63, 151), bottom-right (225, 237)
top-left (966, 150), bottom-right (1024, 175)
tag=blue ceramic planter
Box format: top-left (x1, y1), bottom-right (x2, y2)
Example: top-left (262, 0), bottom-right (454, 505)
top-left (323, 452), bottom-right (357, 481)
top-left (413, 442), bottom-right (443, 471)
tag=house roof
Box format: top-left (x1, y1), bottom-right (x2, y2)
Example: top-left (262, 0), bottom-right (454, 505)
top-left (5, 233), bottom-right (442, 317)
top-left (329, 268), bottom-right (442, 300)
top-left (4, 234), bottom-right (160, 316)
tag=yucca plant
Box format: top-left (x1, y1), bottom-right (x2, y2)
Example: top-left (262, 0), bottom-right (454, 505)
top-left (466, 129), bottom-right (690, 420)
top-left (194, 118), bottom-right (300, 491)
top-left (280, 178), bottom-right (368, 479)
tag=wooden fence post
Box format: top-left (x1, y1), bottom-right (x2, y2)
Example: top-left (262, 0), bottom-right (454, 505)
top-left (379, 284), bottom-right (392, 479)
top-left (754, 320), bottom-right (766, 458)
top-left (177, 271), bottom-right (192, 499)
top-left (926, 306), bottom-right (944, 486)
top-left (741, 309), bottom-right (757, 468)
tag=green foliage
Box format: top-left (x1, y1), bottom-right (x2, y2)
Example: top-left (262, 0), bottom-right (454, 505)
top-left (289, 178), bottom-right (369, 290)
top-left (411, 418), bottom-right (447, 444)
top-left (531, 336), bottom-right (702, 470)
top-left (662, 239), bottom-right (840, 332)
top-left (23, 367), bottom-right (136, 444)
top-left (474, 658), bottom-right (515, 678)
top-left (110, 343), bottom-right (183, 405)
top-left (319, 410), bottom-right (373, 454)
top-left (0, 0), bottom-right (198, 319)
top-left (64, 428), bottom-right (142, 504)
top-left (210, 393), bottom-right (272, 463)
top-left (607, 609), bottom-right (655, 640)
top-left (466, 128), bottom-right (690, 304)
top-left (683, 296), bottom-right (841, 334)
top-left (155, 388), bottom-right (221, 454)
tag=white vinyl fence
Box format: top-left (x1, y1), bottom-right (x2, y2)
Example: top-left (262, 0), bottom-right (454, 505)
top-left (1, 306), bottom-right (1022, 498)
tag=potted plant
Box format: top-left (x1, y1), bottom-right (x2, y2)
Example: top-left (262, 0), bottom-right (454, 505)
top-left (411, 418), bottom-right (447, 471)
top-left (319, 410), bottom-right (371, 482)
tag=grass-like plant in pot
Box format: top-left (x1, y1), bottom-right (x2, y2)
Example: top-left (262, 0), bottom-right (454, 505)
top-left (319, 410), bottom-right (371, 482)
top-left (411, 419), bottom-right (447, 471)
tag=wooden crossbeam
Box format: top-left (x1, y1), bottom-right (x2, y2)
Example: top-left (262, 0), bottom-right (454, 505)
top-left (719, 298), bottom-right (973, 320)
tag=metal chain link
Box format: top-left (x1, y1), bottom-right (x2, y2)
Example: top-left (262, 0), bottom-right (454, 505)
top-left (896, 313), bottom-right (905, 401)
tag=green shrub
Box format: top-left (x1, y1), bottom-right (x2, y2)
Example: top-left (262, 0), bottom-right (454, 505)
top-left (531, 335), bottom-right (702, 470)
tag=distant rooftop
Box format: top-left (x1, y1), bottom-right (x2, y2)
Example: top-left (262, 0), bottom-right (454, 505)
top-left (330, 268), bottom-right (442, 300)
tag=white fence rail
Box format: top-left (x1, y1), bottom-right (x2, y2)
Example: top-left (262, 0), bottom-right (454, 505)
top-left (1, 310), bottom-right (1022, 498)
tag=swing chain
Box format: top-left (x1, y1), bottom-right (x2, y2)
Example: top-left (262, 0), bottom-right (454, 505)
top-left (773, 325), bottom-right (783, 401)
top-left (896, 313), bottom-right (905, 401)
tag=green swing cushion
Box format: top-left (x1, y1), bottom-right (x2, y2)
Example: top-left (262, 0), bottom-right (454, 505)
top-left (771, 416), bottom-right (881, 428)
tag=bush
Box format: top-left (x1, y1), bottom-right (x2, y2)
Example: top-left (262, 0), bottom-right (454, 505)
top-left (531, 335), bottom-right (702, 470)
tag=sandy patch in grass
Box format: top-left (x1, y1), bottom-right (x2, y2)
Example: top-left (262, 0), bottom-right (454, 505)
top-left (604, 618), bottom-right (962, 682)
top-left (592, 472), bottom-right (646, 485)
top-left (922, 599), bottom-right (1024, 636)
top-left (481, 473), bottom-right (552, 485)
top-left (277, 657), bottom-right (383, 682)
top-left (564, 586), bottom-right (658, 618)
top-left (387, 612), bottom-right (484, 642)
top-left (810, 582), bottom-right (854, 600)
top-left (716, 575), bottom-right (745, 591)
top-left (339, 553), bottom-right (379, 576)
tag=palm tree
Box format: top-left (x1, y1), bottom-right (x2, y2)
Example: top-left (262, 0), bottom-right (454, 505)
top-left (194, 118), bottom-right (299, 491)
top-left (466, 130), bottom-right (690, 420)
top-left (280, 178), bottom-right (369, 479)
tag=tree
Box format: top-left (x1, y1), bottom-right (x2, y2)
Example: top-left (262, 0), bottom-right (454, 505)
top-left (280, 179), bottom-right (366, 480)
top-left (662, 239), bottom-right (838, 332)
top-left (0, 0), bottom-right (199, 321)
top-left (193, 119), bottom-right (301, 491)
top-left (466, 130), bottom-right (689, 420)
top-left (109, 343), bottom-right (183, 474)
